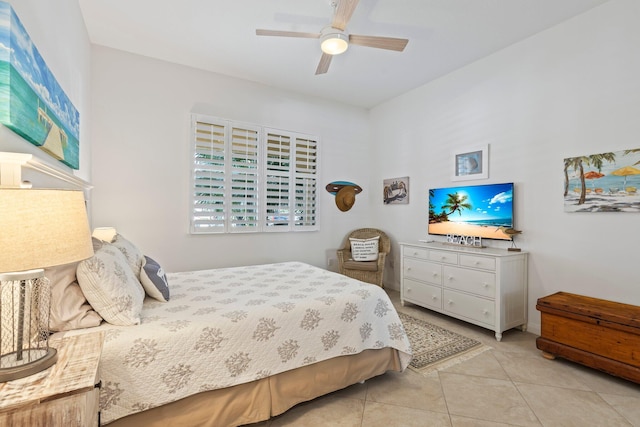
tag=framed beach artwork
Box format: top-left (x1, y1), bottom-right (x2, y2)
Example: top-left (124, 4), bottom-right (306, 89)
top-left (564, 148), bottom-right (640, 213)
top-left (383, 177), bottom-right (409, 205)
top-left (0, 1), bottom-right (80, 169)
top-left (452, 145), bottom-right (489, 181)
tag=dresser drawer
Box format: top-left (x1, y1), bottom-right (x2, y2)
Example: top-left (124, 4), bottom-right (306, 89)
top-left (443, 266), bottom-right (495, 298)
top-left (404, 246), bottom-right (429, 260)
top-left (459, 254), bottom-right (496, 271)
top-left (444, 289), bottom-right (495, 327)
top-left (403, 258), bottom-right (442, 285)
top-left (428, 250), bottom-right (458, 265)
top-left (403, 279), bottom-right (442, 310)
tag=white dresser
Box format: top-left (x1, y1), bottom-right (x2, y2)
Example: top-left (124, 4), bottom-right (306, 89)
top-left (400, 242), bottom-right (528, 341)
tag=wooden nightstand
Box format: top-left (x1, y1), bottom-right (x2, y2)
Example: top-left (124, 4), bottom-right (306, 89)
top-left (0, 331), bottom-right (104, 426)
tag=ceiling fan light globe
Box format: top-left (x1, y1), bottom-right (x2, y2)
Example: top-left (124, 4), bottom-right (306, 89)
top-left (320, 32), bottom-right (349, 55)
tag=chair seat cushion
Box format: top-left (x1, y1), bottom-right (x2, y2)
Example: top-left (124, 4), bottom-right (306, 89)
top-left (343, 260), bottom-right (378, 272)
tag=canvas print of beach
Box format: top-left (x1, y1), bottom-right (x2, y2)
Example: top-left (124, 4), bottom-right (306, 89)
top-left (0, 1), bottom-right (80, 169)
top-left (564, 148), bottom-right (640, 213)
top-left (428, 182), bottom-right (514, 241)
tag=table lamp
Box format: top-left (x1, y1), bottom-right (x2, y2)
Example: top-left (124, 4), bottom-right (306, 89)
top-left (0, 188), bottom-right (94, 382)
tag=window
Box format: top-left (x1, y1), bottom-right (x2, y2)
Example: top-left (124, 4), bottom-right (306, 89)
top-left (191, 114), bottom-right (318, 234)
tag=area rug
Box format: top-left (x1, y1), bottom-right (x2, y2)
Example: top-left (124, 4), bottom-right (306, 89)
top-left (399, 312), bottom-right (491, 375)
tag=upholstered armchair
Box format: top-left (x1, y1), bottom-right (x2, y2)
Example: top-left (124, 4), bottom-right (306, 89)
top-left (337, 228), bottom-right (391, 287)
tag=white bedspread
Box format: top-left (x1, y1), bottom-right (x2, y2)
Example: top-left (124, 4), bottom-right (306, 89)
top-left (61, 262), bottom-right (412, 424)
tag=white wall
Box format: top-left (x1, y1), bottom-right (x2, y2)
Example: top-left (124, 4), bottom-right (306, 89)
top-left (89, 46), bottom-right (372, 272)
top-left (0, 0), bottom-right (92, 182)
top-left (370, 0), bottom-right (640, 334)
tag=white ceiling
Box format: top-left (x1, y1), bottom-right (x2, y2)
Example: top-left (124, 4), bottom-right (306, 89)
top-left (78, 0), bottom-right (609, 109)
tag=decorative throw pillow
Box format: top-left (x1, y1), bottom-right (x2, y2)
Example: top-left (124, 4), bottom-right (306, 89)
top-left (140, 256), bottom-right (170, 302)
top-left (45, 262), bottom-right (103, 332)
top-left (349, 236), bottom-right (380, 261)
top-left (111, 233), bottom-right (145, 280)
top-left (77, 241), bottom-right (145, 326)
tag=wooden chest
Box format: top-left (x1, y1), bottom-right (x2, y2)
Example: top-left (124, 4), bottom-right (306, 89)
top-left (536, 291), bottom-right (640, 384)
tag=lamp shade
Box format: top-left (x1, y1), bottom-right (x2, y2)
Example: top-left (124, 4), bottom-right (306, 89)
top-left (92, 226), bottom-right (117, 243)
top-left (0, 189), bottom-right (94, 273)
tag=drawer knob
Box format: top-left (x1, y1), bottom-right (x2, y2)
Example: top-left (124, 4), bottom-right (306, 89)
top-left (447, 275), bottom-right (453, 281)
top-left (447, 300), bottom-right (453, 305)
top-left (432, 295), bottom-right (437, 300)
top-left (483, 309), bottom-right (489, 315)
top-left (475, 261), bottom-right (480, 265)
top-left (483, 283), bottom-right (489, 288)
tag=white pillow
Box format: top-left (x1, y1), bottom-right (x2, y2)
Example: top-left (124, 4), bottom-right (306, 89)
top-left (45, 262), bottom-right (103, 332)
top-left (77, 241), bottom-right (145, 326)
top-left (140, 256), bottom-right (170, 302)
top-left (111, 233), bottom-right (145, 280)
top-left (349, 236), bottom-right (380, 261)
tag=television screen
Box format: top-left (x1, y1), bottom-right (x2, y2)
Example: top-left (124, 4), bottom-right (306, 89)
top-left (428, 182), bottom-right (514, 241)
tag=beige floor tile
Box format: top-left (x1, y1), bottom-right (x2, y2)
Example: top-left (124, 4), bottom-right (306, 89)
top-left (366, 368), bottom-right (448, 414)
top-left (439, 372), bottom-right (540, 426)
top-left (599, 393), bottom-right (640, 425)
top-left (568, 363), bottom-right (640, 396)
top-left (441, 350), bottom-right (511, 380)
top-left (362, 401), bottom-right (452, 427)
top-left (516, 382), bottom-right (632, 427)
top-left (450, 414), bottom-right (538, 427)
top-left (492, 350), bottom-right (592, 390)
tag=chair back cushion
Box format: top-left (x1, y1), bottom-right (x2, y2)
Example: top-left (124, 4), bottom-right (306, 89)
top-left (349, 236), bottom-right (380, 261)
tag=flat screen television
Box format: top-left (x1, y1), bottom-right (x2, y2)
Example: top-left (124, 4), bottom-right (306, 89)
top-left (428, 182), bottom-right (514, 241)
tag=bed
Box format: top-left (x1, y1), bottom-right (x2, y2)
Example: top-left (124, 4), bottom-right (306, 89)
top-left (55, 257), bottom-right (412, 426)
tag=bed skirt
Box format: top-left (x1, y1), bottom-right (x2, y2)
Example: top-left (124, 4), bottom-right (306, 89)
top-left (107, 347), bottom-right (401, 427)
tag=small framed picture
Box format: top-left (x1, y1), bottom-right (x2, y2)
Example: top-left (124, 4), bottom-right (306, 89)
top-left (383, 177), bottom-right (409, 204)
top-left (452, 145), bottom-right (489, 181)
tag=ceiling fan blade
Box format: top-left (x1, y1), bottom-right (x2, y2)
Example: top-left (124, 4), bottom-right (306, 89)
top-left (332, 0), bottom-right (359, 31)
top-left (315, 53), bottom-right (333, 75)
top-left (349, 34), bottom-right (409, 52)
top-left (256, 29), bottom-right (320, 39)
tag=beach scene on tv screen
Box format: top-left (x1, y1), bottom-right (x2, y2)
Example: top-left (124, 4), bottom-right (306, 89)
top-left (429, 183), bottom-right (514, 240)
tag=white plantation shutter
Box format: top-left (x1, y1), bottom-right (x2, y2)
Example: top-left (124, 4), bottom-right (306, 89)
top-left (264, 130), bottom-right (318, 231)
top-left (229, 125), bottom-right (260, 231)
top-left (191, 114), bottom-right (318, 234)
top-left (294, 136), bottom-right (318, 228)
top-left (265, 132), bottom-right (291, 229)
top-left (192, 117), bottom-right (226, 232)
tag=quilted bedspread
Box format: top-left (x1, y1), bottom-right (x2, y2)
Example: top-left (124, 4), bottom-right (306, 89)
top-left (62, 262), bottom-right (412, 424)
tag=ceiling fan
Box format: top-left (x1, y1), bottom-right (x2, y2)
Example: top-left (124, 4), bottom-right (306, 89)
top-left (256, 0), bottom-right (409, 75)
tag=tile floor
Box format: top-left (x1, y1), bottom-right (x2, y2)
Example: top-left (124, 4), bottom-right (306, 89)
top-left (249, 290), bottom-right (640, 426)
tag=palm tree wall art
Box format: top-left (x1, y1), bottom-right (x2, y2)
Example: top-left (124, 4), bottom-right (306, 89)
top-left (564, 148), bottom-right (640, 212)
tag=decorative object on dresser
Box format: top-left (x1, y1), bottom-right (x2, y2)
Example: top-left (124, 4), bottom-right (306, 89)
top-left (337, 228), bottom-right (390, 287)
top-left (0, 188), bottom-right (94, 382)
top-left (536, 292), bottom-right (640, 384)
top-left (0, 332), bottom-right (104, 426)
top-left (400, 242), bottom-right (528, 341)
